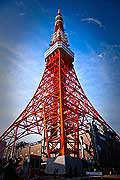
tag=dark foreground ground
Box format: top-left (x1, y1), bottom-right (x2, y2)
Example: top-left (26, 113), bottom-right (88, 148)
top-left (39, 175), bottom-right (120, 180)
top-left (38, 175), bottom-right (120, 180)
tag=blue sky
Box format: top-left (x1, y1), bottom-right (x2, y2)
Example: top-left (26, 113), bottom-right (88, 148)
top-left (0, 0), bottom-right (120, 136)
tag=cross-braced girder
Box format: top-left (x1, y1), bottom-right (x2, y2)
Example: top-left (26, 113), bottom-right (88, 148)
top-left (1, 47), bottom-right (120, 160)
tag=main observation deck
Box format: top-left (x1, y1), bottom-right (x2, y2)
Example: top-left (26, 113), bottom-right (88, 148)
top-left (44, 42), bottom-right (74, 60)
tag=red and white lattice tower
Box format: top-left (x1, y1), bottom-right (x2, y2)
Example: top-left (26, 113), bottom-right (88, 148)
top-left (0, 9), bottom-right (120, 162)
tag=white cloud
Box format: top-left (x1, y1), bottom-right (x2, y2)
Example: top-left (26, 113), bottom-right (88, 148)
top-left (97, 52), bottom-right (106, 59)
top-left (81, 17), bottom-right (104, 28)
top-left (19, 12), bottom-right (25, 16)
top-left (0, 41), bottom-right (46, 134)
top-left (97, 44), bottom-right (120, 62)
top-left (111, 44), bottom-right (120, 48)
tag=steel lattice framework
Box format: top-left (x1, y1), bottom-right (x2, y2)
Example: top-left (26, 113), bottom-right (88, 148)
top-left (0, 9), bottom-right (120, 160)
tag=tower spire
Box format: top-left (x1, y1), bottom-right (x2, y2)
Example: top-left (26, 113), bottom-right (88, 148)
top-left (57, 8), bottom-right (60, 15)
top-left (50, 8), bottom-right (68, 47)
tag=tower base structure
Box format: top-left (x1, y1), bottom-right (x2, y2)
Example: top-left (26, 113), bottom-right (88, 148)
top-left (45, 155), bottom-right (83, 176)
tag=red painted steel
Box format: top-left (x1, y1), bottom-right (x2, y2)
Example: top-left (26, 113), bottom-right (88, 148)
top-left (0, 9), bottom-right (119, 159)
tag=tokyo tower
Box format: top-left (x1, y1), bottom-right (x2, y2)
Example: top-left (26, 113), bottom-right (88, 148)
top-left (0, 9), bottom-right (120, 167)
